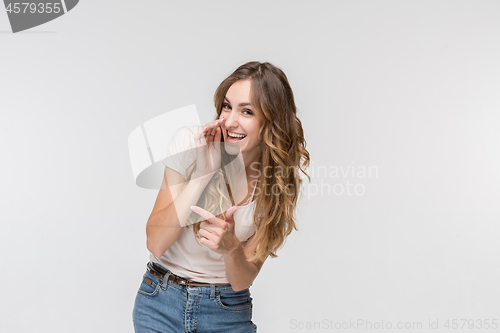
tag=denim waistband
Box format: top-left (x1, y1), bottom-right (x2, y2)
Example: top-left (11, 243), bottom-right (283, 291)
top-left (147, 261), bottom-right (236, 293)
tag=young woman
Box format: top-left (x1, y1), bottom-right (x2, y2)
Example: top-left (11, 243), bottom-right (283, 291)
top-left (133, 61), bottom-right (310, 333)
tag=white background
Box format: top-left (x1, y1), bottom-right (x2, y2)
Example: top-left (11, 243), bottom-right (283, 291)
top-left (1, 1), bottom-right (499, 332)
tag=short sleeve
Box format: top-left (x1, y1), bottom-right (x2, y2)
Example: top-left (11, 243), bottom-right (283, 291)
top-left (162, 126), bottom-right (200, 179)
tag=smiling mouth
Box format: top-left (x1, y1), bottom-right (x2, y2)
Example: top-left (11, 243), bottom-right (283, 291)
top-left (227, 131), bottom-right (247, 142)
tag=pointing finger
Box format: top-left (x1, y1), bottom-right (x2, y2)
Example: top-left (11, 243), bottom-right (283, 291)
top-left (190, 206), bottom-right (224, 226)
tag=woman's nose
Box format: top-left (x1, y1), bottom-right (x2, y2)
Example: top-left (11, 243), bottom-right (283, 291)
top-left (224, 110), bottom-right (238, 128)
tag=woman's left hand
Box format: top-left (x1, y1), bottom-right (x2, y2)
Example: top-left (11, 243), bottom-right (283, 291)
top-left (190, 206), bottom-right (240, 256)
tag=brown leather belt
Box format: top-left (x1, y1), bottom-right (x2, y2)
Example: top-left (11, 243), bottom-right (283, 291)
top-left (147, 262), bottom-right (229, 287)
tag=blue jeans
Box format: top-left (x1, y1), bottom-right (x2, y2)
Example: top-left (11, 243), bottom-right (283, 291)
top-left (132, 262), bottom-right (257, 333)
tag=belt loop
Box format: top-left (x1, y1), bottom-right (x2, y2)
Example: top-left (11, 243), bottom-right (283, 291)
top-left (210, 283), bottom-right (216, 299)
top-left (161, 271), bottom-right (171, 290)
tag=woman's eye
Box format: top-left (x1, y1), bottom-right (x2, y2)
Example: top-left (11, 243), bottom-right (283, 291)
top-left (222, 104), bottom-right (231, 110)
top-left (243, 109), bottom-right (254, 115)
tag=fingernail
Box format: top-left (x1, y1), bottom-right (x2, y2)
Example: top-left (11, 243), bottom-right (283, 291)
top-left (221, 116), bottom-right (224, 121)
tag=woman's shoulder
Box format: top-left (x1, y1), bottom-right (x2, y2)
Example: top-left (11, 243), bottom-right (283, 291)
top-left (162, 125), bottom-right (202, 177)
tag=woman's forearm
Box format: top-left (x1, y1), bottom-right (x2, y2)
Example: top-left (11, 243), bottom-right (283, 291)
top-left (146, 174), bottom-right (213, 257)
top-left (224, 244), bottom-right (259, 291)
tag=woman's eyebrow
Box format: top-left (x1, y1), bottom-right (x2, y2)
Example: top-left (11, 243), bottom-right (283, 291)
top-left (224, 97), bottom-right (252, 107)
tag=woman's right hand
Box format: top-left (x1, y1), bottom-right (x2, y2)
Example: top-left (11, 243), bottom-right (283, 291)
top-left (192, 116), bottom-right (226, 180)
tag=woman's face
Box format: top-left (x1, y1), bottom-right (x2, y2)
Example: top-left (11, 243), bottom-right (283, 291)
top-left (219, 79), bottom-right (265, 162)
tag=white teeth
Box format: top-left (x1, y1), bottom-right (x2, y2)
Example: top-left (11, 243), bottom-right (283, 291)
top-left (228, 132), bottom-right (246, 138)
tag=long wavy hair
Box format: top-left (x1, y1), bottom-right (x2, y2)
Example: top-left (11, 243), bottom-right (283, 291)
top-left (187, 61), bottom-right (310, 262)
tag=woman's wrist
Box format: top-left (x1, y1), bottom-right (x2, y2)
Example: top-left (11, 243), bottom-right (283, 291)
top-left (223, 239), bottom-right (244, 259)
top-left (173, 174), bottom-right (216, 228)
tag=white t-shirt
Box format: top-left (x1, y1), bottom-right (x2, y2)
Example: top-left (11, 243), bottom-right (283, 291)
top-left (149, 125), bottom-right (258, 283)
